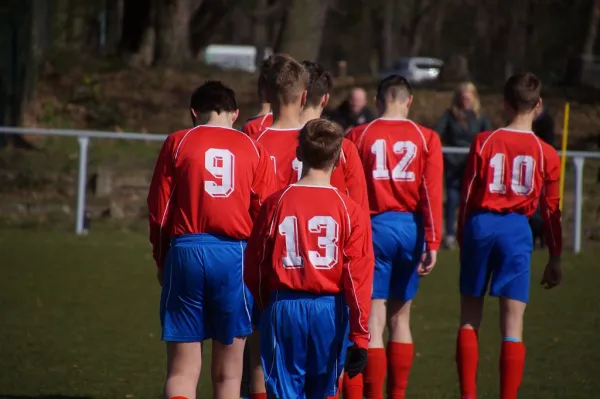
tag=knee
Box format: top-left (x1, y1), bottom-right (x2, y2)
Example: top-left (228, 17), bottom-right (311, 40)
top-left (368, 302), bottom-right (387, 333)
top-left (388, 308), bottom-right (410, 332)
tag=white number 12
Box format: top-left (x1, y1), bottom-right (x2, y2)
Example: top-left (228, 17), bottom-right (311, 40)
top-left (371, 139), bottom-right (417, 182)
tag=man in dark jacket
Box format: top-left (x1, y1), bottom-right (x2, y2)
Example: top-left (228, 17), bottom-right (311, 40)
top-left (328, 87), bottom-right (376, 132)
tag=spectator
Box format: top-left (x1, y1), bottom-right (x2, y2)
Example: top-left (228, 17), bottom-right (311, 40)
top-left (435, 82), bottom-right (492, 249)
top-left (328, 87), bottom-right (376, 132)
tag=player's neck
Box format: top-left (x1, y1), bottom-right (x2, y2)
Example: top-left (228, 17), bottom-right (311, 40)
top-left (271, 104), bottom-right (303, 129)
top-left (205, 113), bottom-right (233, 128)
top-left (256, 103), bottom-right (271, 117)
top-left (505, 113), bottom-right (534, 132)
top-left (297, 168), bottom-right (333, 187)
top-left (299, 107), bottom-right (322, 124)
top-left (380, 105), bottom-right (408, 120)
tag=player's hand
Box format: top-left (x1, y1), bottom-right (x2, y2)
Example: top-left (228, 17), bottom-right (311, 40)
top-left (417, 249), bottom-right (437, 276)
top-left (157, 268), bottom-right (164, 287)
top-left (345, 346), bottom-right (367, 378)
top-left (540, 255), bottom-right (562, 289)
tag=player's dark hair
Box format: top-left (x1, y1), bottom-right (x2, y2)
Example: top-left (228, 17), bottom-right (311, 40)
top-left (504, 72), bottom-right (541, 113)
top-left (298, 119), bottom-right (344, 170)
top-left (266, 57), bottom-right (309, 106)
top-left (301, 60), bottom-right (333, 108)
top-left (376, 75), bottom-right (412, 105)
top-left (257, 53), bottom-right (294, 103)
top-left (189, 81), bottom-right (237, 125)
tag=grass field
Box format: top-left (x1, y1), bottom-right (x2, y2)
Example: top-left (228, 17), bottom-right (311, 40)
top-left (0, 228), bottom-right (599, 399)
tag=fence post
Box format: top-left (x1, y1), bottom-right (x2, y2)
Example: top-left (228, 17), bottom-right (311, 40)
top-left (76, 137), bottom-right (90, 235)
top-left (572, 156), bottom-right (585, 253)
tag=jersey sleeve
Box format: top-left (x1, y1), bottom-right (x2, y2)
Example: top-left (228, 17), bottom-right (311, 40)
top-left (244, 198), bottom-right (276, 309)
top-left (147, 135), bottom-right (177, 270)
top-left (457, 138), bottom-right (481, 247)
top-left (421, 131), bottom-right (444, 251)
top-left (250, 143), bottom-right (278, 221)
top-left (342, 141), bottom-right (370, 213)
top-left (540, 146), bottom-right (562, 256)
top-left (342, 206), bottom-right (375, 349)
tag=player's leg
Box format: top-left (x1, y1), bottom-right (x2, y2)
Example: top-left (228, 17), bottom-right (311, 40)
top-left (444, 171), bottom-right (461, 248)
top-left (456, 212), bottom-right (496, 399)
top-left (240, 342), bottom-right (250, 399)
top-left (160, 235), bottom-right (210, 399)
top-left (385, 213), bottom-right (423, 399)
top-left (361, 213), bottom-right (396, 399)
top-left (212, 338), bottom-right (247, 399)
top-left (164, 342), bottom-right (203, 399)
top-left (260, 292), bottom-right (309, 399)
top-left (249, 329), bottom-right (266, 399)
top-left (207, 238), bottom-right (253, 399)
top-left (490, 214), bottom-right (532, 399)
top-left (306, 295), bottom-right (349, 399)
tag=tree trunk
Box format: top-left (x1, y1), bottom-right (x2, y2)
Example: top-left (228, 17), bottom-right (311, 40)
top-left (583, 0), bottom-right (600, 57)
top-left (253, 0), bottom-right (269, 68)
top-left (153, 0), bottom-right (195, 66)
top-left (279, 0), bottom-right (330, 61)
top-left (103, 0), bottom-right (123, 55)
top-left (381, 0), bottom-right (395, 70)
top-left (504, 0), bottom-right (529, 77)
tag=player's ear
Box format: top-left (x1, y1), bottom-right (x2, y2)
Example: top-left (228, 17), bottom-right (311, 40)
top-left (321, 94), bottom-right (330, 109)
top-left (231, 109), bottom-right (239, 124)
top-left (406, 95), bottom-right (414, 110)
top-left (190, 108), bottom-right (198, 126)
top-left (301, 90), bottom-right (308, 108)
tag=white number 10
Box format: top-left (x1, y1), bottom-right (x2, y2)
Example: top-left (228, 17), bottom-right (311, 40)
top-left (279, 215), bottom-right (339, 270)
top-left (488, 153), bottom-right (535, 196)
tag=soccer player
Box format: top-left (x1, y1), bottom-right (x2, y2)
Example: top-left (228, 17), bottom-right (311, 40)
top-left (299, 60), bottom-right (369, 211)
top-left (456, 73), bottom-right (562, 399)
top-left (244, 118), bottom-right (374, 399)
top-left (347, 75), bottom-right (444, 399)
top-left (147, 81), bottom-right (277, 399)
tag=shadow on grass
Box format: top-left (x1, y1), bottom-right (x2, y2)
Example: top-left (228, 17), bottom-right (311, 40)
top-left (0, 396), bottom-right (93, 399)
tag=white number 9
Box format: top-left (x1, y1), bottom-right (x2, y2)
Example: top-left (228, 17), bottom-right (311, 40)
top-left (205, 148), bottom-right (235, 198)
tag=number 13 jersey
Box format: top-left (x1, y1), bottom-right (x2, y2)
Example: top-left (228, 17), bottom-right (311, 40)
top-left (347, 118), bottom-right (444, 251)
top-left (458, 128), bottom-right (562, 255)
top-left (147, 126), bottom-right (278, 269)
top-left (244, 185), bottom-right (374, 349)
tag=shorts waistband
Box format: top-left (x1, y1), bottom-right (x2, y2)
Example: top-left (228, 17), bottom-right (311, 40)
top-left (270, 290), bottom-right (342, 302)
top-left (172, 233), bottom-right (247, 245)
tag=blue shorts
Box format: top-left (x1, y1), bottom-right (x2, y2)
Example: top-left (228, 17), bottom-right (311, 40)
top-left (160, 233), bottom-right (253, 344)
top-left (371, 212), bottom-right (425, 301)
top-left (261, 291), bottom-right (349, 399)
top-left (460, 212), bottom-right (533, 303)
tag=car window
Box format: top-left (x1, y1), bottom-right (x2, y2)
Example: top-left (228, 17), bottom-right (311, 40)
top-left (415, 62), bottom-right (442, 70)
top-left (393, 60), bottom-right (410, 69)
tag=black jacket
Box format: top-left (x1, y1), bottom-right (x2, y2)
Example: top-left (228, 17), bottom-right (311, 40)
top-left (327, 100), bottom-right (376, 131)
top-left (434, 109), bottom-right (493, 174)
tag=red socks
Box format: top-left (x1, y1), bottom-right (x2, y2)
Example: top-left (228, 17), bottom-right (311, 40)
top-left (500, 340), bottom-right (526, 399)
top-left (169, 397), bottom-right (189, 399)
top-left (456, 328), bottom-right (479, 399)
top-left (387, 342), bottom-right (414, 399)
top-left (249, 393), bottom-right (267, 399)
top-left (343, 371), bottom-right (364, 399)
top-left (364, 347), bottom-right (387, 399)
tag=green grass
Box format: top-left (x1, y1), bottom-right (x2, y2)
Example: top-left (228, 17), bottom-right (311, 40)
top-left (0, 228), bottom-right (599, 399)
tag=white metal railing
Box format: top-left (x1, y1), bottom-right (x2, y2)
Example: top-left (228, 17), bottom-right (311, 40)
top-left (1, 126), bottom-right (599, 253)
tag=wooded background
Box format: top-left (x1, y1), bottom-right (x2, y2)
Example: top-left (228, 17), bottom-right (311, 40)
top-left (1, 0), bottom-right (600, 129)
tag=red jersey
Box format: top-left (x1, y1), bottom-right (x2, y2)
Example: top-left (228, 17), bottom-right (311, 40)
top-left (257, 126), bottom-right (369, 210)
top-left (242, 113), bottom-right (273, 140)
top-left (244, 185), bottom-right (374, 349)
top-left (348, 118), bottom-right (444, 251)
top-left (147, 126), bottom-right (278, 269)
top-left (458, 128), bottom-right (562, 255)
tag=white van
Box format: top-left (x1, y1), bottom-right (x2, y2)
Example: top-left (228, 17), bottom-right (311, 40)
top-left (204, 45), bottom-right (273, 73)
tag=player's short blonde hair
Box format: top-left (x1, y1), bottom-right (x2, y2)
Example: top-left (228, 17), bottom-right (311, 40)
top-left (266, 57), bottom-right (309, 106)
top-left (298, 119), bottom-right (344, 170)
top-left (452, 81), bottom-right (481, 116)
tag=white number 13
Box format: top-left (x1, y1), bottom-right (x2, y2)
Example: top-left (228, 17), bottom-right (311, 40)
top-left (488, 153), bottom-right (535, 196)
top-left (279, 215), bottom-right (339, 269)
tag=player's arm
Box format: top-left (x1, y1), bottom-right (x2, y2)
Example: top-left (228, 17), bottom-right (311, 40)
top-left (457, 138), bottom-right (481, 247)
top-left (342, 207), bottom-right (375, 350)
top-left (244, 199), bottom-right (275, 309)
top-left (249, 143), bottom-right (278, 221)
top-left (147, 134), bottom-right (177, 270)
top-left (541, 146), bottom-right (562, 256)
top-left (342, 140), bottom-right (370, 213)
top-left (420, 131), bottom-right (444, 252)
